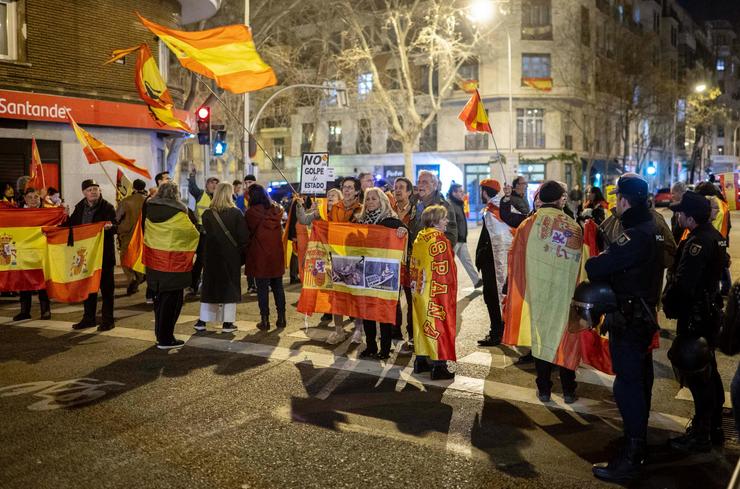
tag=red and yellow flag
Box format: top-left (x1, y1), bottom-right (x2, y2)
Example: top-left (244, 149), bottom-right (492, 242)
top-left (69, 115), bottom-right (151, 179)
top-left (137, 13), bottom-right (277, 94)
top-left (297, 221), bottom-right (407, 324)
top-left (116, 168), bottom-right (133, 203)
top-left (522, 77), bottom-right (553, 92)
top-left (143, 211), bottom-right (199, 272)
top-left (410, 228), bottom-right (458, 362)
top-left (42, 223), bottom-right (106, 303)
top-left (28, 137), bottom-right (46, 192)
top-left (458, 79), bottom-right (479, 93)
top-left (458, 90), bottom-right (492, 133)
top-left (106, 44), bottom-right (192, 132)
top-left (0, 207), bottom-right (66, 291)
top-left (121, 215), bottom-right (145, 274)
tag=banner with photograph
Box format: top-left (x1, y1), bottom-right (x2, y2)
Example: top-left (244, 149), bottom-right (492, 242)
top-left (297, 221), bottom-right (406, 324)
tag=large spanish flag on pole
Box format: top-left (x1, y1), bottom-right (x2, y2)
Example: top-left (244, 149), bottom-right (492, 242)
top-left (28, 137), bottom-right (46, 192)
top-left (458, 89), bottom-right (492, 134)
top-left (0, 208), bottom-right (66, 291)
top-left (137, 13), bottom-right (277, 94)
top-left (106, 44), bottom-right (192, 132)
top-left (143, 212), bottom-right (199, 272)
top-left (69, 115), bottom-right (151, 179)
top-left (502, 207), bottom-right (584, 371)
top-left (410, 228), bottom-right (458, 362)
top-left (42, 223), bottom-right (106, 303)
top-left (297, 221), bottom-right (406, 324)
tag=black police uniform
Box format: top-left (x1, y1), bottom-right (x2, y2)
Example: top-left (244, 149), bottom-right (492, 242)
top-left (584, 184), bottom-right (664, 481)
top-left (663, 219), bottom-right (727, 449)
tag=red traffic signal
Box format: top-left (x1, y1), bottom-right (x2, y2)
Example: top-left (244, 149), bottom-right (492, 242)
top-left (196, 106), bottom-right (211, 145)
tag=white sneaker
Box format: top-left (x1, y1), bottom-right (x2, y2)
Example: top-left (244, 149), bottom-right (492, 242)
top-left (326, 331), bottom-right (347, 345)
top-left (193, 321), bottom-right (206, 332)
top-left (350, 325), bottom-right (364, 344)
top-left (145, 298), bottom-right (154, 305)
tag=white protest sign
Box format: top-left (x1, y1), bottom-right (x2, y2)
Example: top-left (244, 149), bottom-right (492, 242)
top-left (299, 152), bottom-right (330, 195)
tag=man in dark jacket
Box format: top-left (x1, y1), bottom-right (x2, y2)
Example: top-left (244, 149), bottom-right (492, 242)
top-left (116, 179), bottom-right (148, 295)
top-left (69, 179), bottom-right (117, 331)
top-left (411, 171), bottom-right (457, 247)
top-left (448, 183), bottom-right (480, 287)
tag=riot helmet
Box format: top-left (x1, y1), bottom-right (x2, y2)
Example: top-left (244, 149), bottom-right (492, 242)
top-left (570, 281), bottom-right (618, 331)
top-left (668, 335), bottom-right (712, 377)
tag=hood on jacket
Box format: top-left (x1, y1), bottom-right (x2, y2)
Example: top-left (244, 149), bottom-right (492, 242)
top-left (247, 204), bottom-right (283, 230)
top-left (146, 198), bottom-right (187, 223)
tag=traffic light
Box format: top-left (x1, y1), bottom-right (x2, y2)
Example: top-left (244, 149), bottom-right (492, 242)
top-left (196, 106), bottom-right (211, 145)
top-left (213, 130), bottom-right (227, 156)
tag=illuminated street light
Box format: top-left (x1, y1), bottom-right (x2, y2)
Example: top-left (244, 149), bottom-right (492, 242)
top-left (469, 0), bottom-right (495, 24)
top-left (694, 83), bottom-right (707, 93)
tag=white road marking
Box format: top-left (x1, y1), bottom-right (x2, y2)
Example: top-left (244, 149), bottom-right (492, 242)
top-left (1, 318), bottom-right (691, 433)
top-left (675, 387), bottom-right (732, 409)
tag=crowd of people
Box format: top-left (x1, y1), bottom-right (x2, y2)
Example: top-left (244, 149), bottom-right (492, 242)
top-left (2, 167), bottom-right (739, 482)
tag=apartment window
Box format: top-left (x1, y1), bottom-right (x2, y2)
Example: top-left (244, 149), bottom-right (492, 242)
top-left (581, 60), bottom-right (589, 88)
top-left (652, 12), bottom-right (660, 33)
top-left (323, 80), bottom-right (341, 106)
top-left (386, 68), bottom-right (401, 89)
top-left (517, 108), bottom-right (545, 149)
top-left (522, 0), bottom-right (552, 40)
top-left (158, 39), bottom-right (169, 83)
top-left (580, 7), bottom-right (590, 46)
top-left (0, 0), bottom-right (17, 60)
top-left (273, 138), bottom-right (285, 166)
top-left (357, 72), bottom-right (373, 99)
top-left (522, 54), bottom-right (551, 81)
top-left (387, 117), bottom-right (403, 153)
top-left (419, 116), bottom-right (437, 152)
top-left (563, 112), bottom-right (573, 150)
top-left (671, 25), bottom-right (678, 47)
top-left (718, 146), bottom-right (725, 155)
top-left (717, 59), bottom-right (726, 71)
top-left (301, 123), bottom-right (314, 153)
top-left (718, 125), bottom-right (725, 138)
top-left (328, 120), bottom-right (342, 154)
top-left (420, 65), bottom-right (438, 95)
top-left (458, 60), bottom-right (479, 88)
top-left (465, 133), bottom-right (489, 151)
top-left (520, 161), bottom-right (546, 182)
top-left (356, 118), bottom-right (372, 154)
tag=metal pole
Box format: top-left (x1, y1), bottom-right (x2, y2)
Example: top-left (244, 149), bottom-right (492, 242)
top-left (243, 0), bottom-right (251, 177)
top-left (670, 99), bottom-right (677, 186)
top-left (507, 28), bottom-right (514, 176)
top-left (195, 75), bottom-right (299, 194)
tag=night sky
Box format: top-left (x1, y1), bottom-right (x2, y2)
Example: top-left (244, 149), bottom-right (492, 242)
top-left (677, 0), bottom-right (740, 27)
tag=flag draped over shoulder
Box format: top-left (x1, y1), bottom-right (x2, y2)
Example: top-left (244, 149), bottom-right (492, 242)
top-left (137, 13), bottom-right (277, 94)
top-left (410, 228), bottom-right (457, 362)
top-left (503, 207), bottom-right (584, 370)
top-left (69, 115), bottom-right (151, 179)
top-left (458, 90), bottom-right (492, 133)
top-left (121, 216), bottom-right (145, 274)
top-left (42, 223), bottom-right (106, 303)
top-left (0, 208), bottom-right (66, 291)
top-left (143, 212), bottom-right (199, 272)
top-left (106, 44), bottom-right (192, 132)
top-left (297, 221), bottom-right (406, 324)
top-left (28, 137), bottom-right (46, 192)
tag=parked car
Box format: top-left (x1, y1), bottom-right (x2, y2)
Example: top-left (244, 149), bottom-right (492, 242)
top-left (654, 188), bottom-right (672, 207)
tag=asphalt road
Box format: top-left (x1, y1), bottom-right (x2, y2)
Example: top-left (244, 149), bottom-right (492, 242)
top-left (1, 210), bottom-right (739, 489)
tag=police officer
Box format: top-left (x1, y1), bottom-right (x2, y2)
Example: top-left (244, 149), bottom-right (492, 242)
top-left (585, 175), bottom-right (665, 482)
top-left (663, 191), bottom-right (727, 452)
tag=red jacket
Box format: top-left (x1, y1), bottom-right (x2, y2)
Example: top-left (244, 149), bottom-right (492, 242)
top-left (245, 203), bottom-right (285, 278)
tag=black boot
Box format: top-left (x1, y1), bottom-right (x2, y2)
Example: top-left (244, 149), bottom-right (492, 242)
top-left (592, 437), bottom-right (646, 482)
top-left (39, 299), bottom-right (51, 320)
top-left (276, 311), bottom-right (287, 328)
top-left (413, 357), bottom-right (431, 374)
top-left (431, 364), bottom-right (455, 380)
top-left (14, 293), bottom-right (31, 321)
top-left (257, 315), bottom-right (270, 331)
top-left (669, 423), bottom-right (712, 453)
top-left (72, 317), bottom-right (97, 330)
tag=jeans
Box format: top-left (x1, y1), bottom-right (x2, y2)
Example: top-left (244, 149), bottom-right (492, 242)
top-left (154, 289), bottom-right (184, 344)
top-left (83, 265), bottom-right (114, 324)
top-left (732, 362), bottom-right (740, 438)
top-left (256, 277), bottom-right (286, 317)
top-left (609, 332), bottom-right (654, 439)
top-left (481, 261), bottom-right (504, 340)
top-left (454, 242), bottom-right (479, 286)
top-left (19, 289), bottom-right (50, 314)
top-left (534, 358), bottom-right (577, 395)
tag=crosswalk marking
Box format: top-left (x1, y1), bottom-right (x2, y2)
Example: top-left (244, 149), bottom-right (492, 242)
top-left (0, 316), bottom-right (691, 434)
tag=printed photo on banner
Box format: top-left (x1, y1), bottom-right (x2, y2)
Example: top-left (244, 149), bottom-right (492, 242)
top-left (330, 255), bottom-right (365, 287)
top-left (364, 258), bottom-right (400, 291)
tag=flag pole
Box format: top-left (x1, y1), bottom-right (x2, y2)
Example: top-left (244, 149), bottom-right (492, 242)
top-left (476, 90), bottom-right (507, 185)
top-left (97, 161), bottom-right (124, 200)
top-left (194, 75), bottom-right (298, 194)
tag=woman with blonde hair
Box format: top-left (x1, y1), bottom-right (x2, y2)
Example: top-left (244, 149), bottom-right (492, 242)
top-left (357, 188), bottom-right (408, 358)
top-left (193, 182), bottom-right (249, 333)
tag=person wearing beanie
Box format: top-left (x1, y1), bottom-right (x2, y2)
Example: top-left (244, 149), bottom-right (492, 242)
top-left (662, 190), bottom-right (729, 454)
top-left (116, 178), bottom-right (149, 295)
top-left (68, 179), bottom-right (117, 331)
top-left (475, 178), bottom-right (512, 347)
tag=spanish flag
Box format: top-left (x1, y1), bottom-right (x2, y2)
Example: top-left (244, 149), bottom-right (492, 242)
top-left (297, 221), bottom-right (407, 324)
top-left (69, 115), bottom-right (152, 179)
top-left (143, 212), bottom-right (199, 272)
top-left (458, 90), bottom-right (492, 133)
top-left (137, 13), bottom-right (277, 94)
top-left (28, 138), bottom-right (46, 192)
top-left (42, 223), bottom-right (106, 303)
top-left (410, 228), bottom-right (458, 361)
top-left (0, 207), bottom-right (66, 291)
top-left (522, 77), bottom-right (553, 92)
top-left (121, 215), bottom-right (145, 274)
top-left (116, 168), bottom-right (133, 203)
top-left (106, 44), bottom-right (192, 132)
top-left (503, 207), bottom-right (584, 371)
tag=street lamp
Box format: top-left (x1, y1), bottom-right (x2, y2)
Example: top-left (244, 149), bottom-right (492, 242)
top-left (694, 83), bottom-right (707, 93)
top-left (469, 0), bottom-right (495, 23)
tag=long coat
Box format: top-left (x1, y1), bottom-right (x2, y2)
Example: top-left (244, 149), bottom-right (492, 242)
top-left (245, 203), bottom-right (285, 278)
top-left (69, 197), bottom-right (117, 268)
top-left (116, 191), bottom-right (146, 252)
top-left (200, 207), bottom-right (249, 304)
